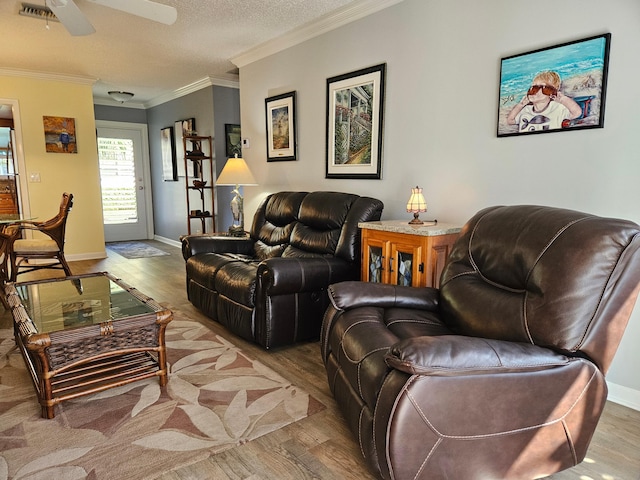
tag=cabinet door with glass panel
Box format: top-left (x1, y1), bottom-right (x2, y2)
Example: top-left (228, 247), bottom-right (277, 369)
top-left (362, 232), bottom-right (424, 287)
top-left (360, 222), bottom-right (461, 289)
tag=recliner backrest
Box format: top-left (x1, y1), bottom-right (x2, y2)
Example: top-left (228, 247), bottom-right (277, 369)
top-left (440, 205), bottom-right (640, 373)
top-left (286, 191), bottom-right (384, 262)
top-left (250, 191), bottom-right (307, 260)
top-left (249, 191), bottom-right (384, 263)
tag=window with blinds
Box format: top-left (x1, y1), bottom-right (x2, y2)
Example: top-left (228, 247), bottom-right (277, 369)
top-left (98, 137), bottom-right (138, 224)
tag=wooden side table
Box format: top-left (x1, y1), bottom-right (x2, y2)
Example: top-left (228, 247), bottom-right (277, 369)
top-left (359, 220), bottom-right (461, 288)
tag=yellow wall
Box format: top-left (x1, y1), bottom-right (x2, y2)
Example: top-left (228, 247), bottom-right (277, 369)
top-left (0, 73), bottom-right (106, 259)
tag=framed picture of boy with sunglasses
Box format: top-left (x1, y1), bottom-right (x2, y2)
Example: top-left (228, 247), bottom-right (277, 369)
top-left (497, 33), bottom-right (610, 137)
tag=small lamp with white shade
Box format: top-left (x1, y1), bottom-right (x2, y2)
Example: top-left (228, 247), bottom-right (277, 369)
top-left (406, 186), bottom-right (429, 225)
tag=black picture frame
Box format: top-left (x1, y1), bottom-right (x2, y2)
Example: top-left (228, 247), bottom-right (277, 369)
top-left (161, 126), bottom-right (176, 181)
top-left (265, 91), bottom-right (297, 161)
top-left (326, 63), bottom-right (385, 179)
top-left (497, 33), bottom-right (611, 137)
top-left (225, 124), bottom-right (242, 157)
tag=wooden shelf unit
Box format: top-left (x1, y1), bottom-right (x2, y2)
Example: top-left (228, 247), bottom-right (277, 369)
top-left (183, 135), bottom-right (214, 234)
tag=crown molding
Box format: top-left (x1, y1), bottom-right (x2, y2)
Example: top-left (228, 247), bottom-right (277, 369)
top-left (144, 74), bottom-right (239, 108)
top-left (92, 97), bottom-right (147, 109)
top-left (0, 67), bottom-right (96, 86)
top-left (232, 0), bottom-right (405, 68)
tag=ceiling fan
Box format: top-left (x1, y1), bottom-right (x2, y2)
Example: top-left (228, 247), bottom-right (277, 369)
top-left (45, 0), bottom-right (177, 36)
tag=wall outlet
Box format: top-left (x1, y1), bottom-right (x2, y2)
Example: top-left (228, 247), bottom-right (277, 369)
top-left (242, 138), bottom-right (250, 149)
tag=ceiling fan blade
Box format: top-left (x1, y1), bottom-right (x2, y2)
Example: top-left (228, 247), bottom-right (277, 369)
top-left (46, 0), bottom-right (96, 36)
top-left (87, 0), bottom-right (177, 25)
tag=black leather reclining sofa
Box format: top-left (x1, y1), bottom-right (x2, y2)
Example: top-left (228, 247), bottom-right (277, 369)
top-left (181, 191), bottom-right (384, 349)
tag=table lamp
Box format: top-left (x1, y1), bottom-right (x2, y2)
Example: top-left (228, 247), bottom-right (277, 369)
top-left (406, 186), bottom-right (427, 224)
top-left (216, 155), bottom-right (257, 236)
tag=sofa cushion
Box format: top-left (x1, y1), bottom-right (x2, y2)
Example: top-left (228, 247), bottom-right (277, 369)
top-left (286, 223), bottom-right (337, 257)
top-left (253, 240), bottom-right (286, 260)
top-left (186, 253), bottom-right (259, 306)
top-left (288, 192), bottom-right (358, 256)
top-left (251, 192), bottom-right (307, 260)
top-left (214, 258), bottom-right (260, 307)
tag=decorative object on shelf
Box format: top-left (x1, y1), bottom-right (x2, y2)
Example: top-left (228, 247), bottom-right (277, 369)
top-left (43, 116), bottom-right (77, 154)
top-left (498, 33), bottom-right (610, 137)
top-left (326, 63), bottom-right (386, 179)
top-left (225, 124), bottom-right (242, 157)
top-left (192, 180), bottom-right (207, 188)
top-left (265, 91), bottom-right (297, 161)
top-left (406, 186), bottom-right (428, 225)
top-left (108, 91), bottom-right (134, 103)
top-left (216, 155), bottom-right (257, 236)
top-left (174, 118), bottom-right (196, 177)
top-left (186, 138), bottom-right (203, 156)
top-left (160, 126), bottom-right (176, 181)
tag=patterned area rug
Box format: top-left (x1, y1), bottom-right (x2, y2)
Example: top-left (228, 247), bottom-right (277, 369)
top-left (106, 242), bottom-right (170, 259)
top-left (0, 309), bottom-right (324, 480)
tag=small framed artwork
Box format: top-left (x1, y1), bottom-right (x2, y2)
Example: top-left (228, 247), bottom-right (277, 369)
top-left (174, 118), bottom-right (196, 176)
top-left (225, 124), bottom-right (242, 157)
top-left (161, 126), bottom-right (176, 181)
top-left (326, 63), bottom-right (385, 179)
top-left (497, 33), bottom-right (611, 137)
top-left (265, 91), bottom-right (296, 161)
top-left (43, 116), bottom-right (77, 153)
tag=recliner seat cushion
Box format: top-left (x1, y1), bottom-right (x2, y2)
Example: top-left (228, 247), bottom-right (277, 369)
top-left (186, 253), bottom-right (258, 306)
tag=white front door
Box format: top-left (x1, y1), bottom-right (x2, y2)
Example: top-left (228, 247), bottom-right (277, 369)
top-left (96, 122), bottom-right (153, 242)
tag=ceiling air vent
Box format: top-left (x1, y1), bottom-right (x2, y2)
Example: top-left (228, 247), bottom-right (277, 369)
top-left (19, 3), bottom-right (59, 23)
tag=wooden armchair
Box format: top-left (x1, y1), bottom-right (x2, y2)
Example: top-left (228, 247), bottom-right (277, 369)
top-left (10, 192), bottom-right (74, 281)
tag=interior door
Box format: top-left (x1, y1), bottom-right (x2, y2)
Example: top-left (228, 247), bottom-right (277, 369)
top-left (96, 122), bottom-right (152, 242)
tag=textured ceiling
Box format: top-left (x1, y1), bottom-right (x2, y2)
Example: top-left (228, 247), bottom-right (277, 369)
top-left (0, 0), bottom-right (363, 107)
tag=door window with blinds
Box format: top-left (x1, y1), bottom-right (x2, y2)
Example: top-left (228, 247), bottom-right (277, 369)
top-left (98, 137), bottom-right (138, 224)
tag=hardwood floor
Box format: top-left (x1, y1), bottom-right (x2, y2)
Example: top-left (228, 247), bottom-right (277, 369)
top-left (6, 241), bottom-right (640, 479)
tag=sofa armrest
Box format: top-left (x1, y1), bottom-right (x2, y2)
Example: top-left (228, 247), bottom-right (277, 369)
top-left (257, 257), bottom-right (356, 295)
top-left (181, 234), bottom-right (254, 260)
top-left (386, 335), bottom-right (570, 376)
top-left (328, 281), bottom-right (439, 311)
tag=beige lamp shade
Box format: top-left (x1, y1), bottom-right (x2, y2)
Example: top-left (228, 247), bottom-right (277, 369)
top-left (216, 156), bottom-right (257, 186)
top-left (406, 186), bottom-right (427, 224)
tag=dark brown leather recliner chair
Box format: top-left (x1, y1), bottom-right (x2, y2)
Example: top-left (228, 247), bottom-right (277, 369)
top-left (182, 191), bottom-right (383, 349)
top-left (321, 205), bottom-right (640, 480)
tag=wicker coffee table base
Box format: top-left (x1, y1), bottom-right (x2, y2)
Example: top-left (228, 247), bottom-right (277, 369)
top-left (6, 273), bottom-right (173, 419)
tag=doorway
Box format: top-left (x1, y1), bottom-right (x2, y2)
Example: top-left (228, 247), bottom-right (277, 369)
top-left (96, 121), bottom-right (153, 242)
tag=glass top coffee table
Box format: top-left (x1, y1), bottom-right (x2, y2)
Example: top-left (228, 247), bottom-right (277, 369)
top-left (5, 272), bottom-right (172, 419)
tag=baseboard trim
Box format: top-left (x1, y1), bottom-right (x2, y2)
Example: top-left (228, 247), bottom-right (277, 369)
top-left (66, 251), bottom-right (107, 262)
top-left (607, 381), bottom-right (640, 411)
top-left (154, 235), bottom-right (181, 248)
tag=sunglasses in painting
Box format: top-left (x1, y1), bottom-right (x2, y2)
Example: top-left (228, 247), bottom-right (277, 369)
top-left (527, 84), bottom-right (558, 96)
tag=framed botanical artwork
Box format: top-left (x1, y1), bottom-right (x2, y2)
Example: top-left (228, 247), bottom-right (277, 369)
top-left (497, 33), bottom-right (611, 137)
top-left (43, 116), bottom-right (77, 153)
top-left (225, 124), bottom-right (242, 157)
top-left (161, 126), bottom-right (176, 181)
top-left (174, 118), bottom-right (196, 176)
top-left (265, 91), bottom-right (296, 161)
top-left (326, 63), bottom-right (386, 179)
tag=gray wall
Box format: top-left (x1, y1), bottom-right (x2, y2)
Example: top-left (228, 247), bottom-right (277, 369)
top-left (147, 88), bottom-right (214, 241)
top-left (213, 86), bottom-right (241, 232)
top-left (237, 0), bottom-right (640, 406)
top-left (94, 104), bottom-right (147, 124)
